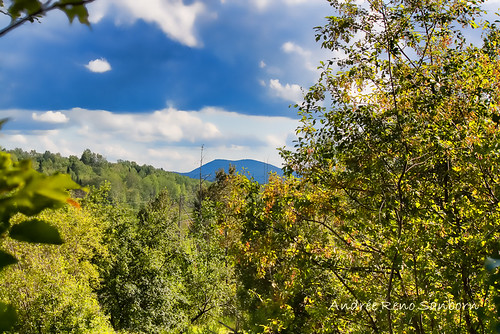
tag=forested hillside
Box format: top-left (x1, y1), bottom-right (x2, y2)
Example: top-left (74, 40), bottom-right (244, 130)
top-left (6, 148), bottom-right (200, 208)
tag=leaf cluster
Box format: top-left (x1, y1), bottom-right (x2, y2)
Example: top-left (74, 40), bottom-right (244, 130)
top-left (0, 123), bottom-right (80, 331)
top-left (0, 0), bottom-right (94, 37)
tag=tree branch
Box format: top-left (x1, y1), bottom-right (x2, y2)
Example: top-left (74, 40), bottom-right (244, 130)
top-left (0, 0), bottom-right (95, 38)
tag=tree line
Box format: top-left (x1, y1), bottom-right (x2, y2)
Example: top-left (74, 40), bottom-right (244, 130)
top-left (6, 148), bottom-right (200, 208)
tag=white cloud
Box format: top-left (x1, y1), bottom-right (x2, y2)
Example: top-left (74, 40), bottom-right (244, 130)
top-left (231, 0), bottom-right (323, 10)
top-left (32, 111), bottom-right (69, 123)
top-left (1, 107), bottom-right (299, 172)
top-left (266, 134), bottom-right (285, 148)
top-left (253, 0), bottom-right (271, 9)
top-left (89, 0), bottom-right (209, 47)
top-left (70, 107), bottom-right (222, 143)
top-left (282, 41), bottom-right (309, 57)
top-left (147, 148), bottom-right (183, 160)
top-left (39, 132), bottom-right (64, 153)
top-left (85, 58), bottom-right (112, 73)
top-left (9, 134), bottom-right (27, 144)
top-left (282, 41), bottom-right (319, 73)
top-left (259, 60), bottom-right (266, 68)
top-left (269, 79), bottom-right (303, 103)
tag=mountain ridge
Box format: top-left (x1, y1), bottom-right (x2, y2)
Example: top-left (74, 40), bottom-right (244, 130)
top-left (179, 159), bottom-right (283, 184)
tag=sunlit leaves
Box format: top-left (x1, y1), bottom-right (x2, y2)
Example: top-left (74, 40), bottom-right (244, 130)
top-left (0, 151), bottom-right (80, 231)
top-left (272, 0), bottom-right (500, 332)
top-left (0, 204), bottom-right (114, 333)
top-left (0, 150), bottom-right (80, 330)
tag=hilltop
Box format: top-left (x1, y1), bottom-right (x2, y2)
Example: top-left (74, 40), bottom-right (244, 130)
top-left (180, 159), bottom-right (283, 184)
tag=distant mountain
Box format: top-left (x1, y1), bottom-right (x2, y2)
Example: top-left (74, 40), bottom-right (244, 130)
top-left (179, 159), bottom-right (283, 184)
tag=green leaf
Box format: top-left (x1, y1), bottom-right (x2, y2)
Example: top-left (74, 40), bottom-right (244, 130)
top-left (485, 257), bottom-right (500, 272)
top-left (10, 219), bottom-right (63, 245)
top-left (0, 302), bottom-right (16, 332)
top-left (28, 173), bottom-right (80, 202)
top-left (0, 250), bottom-right (17, 271)
top-left (55, 1), bottom-right (90, 25)
top-left (8, 0), bottom-right (42, 19)
top-left (14, 172), bottom-right (80, 216)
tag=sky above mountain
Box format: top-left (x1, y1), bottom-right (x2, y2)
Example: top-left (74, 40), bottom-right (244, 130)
top-left (0, 0), bottom-right (499, 172)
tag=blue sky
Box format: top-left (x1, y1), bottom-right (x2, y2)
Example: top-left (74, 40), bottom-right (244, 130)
top-left (0, 0), bottom-right (498, 172)
top-left (0, 0), bottom-right (333, 172)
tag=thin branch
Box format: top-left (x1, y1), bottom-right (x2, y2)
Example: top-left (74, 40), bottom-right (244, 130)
top-left (417, 12), bottom-right (437, 69)
top-left (303, 217), bottom-right (386, 256)
top-left (328, 261), bottom-right (380, 333)
top-left (0, 0), bottom-right (95, 38)
top-left (218, 321), bottom-right (239, 333)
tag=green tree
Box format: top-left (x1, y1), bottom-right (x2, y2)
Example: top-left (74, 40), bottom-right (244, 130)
top-left (8, 147), bottom-right (201, 209)
top-left (216, 173), bottom-right (327, 333)
top-left (227, 0), bottom-right (500, 332)
top-left (188, 168), bottom-right (244, 332)
top-left (0, 120), bottom-right (81, 331)
top-left (94, 183), bottom-right (237, 334)
top-left (96, 189), bottom-right (189, 333)
top-left (0, 205), bottom-right (114, 333)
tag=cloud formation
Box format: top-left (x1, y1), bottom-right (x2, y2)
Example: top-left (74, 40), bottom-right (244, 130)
top-left (282, 41), bottom-right (320, 73)
top-left (2, 107), bottom-right (299, 172)
top-left (85, 58), bottom-right (112, 73)
top-left (89, 0), bottom-right (209, 47)
top-left (236, 0), bottom-right (324, 10)
top-left (269, 79), bottom-right (303, 103)
top-left (74, 108), bottom-right (222, 143)
top-left (32, 111), bottom-right (69, 123)
top-left (282, 41), bottom-right (309, 57)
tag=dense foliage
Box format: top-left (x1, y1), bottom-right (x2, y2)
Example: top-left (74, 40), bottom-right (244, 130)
top-left (1, 178), bottom-right (237, 333)
top-left (271, 0), bottom-right (500, 332)
top-left (95, 186), bottom-right (235, 333)
top-left (0, 119), bottom-right (81, 331)
top-left (6, 148), bottom-right (200, 208)
top-left (0, 206), bottom-right (113, 333)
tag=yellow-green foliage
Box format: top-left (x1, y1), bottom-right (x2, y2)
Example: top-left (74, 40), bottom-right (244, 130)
top-left (0, 206), bottom-right (114, 333)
